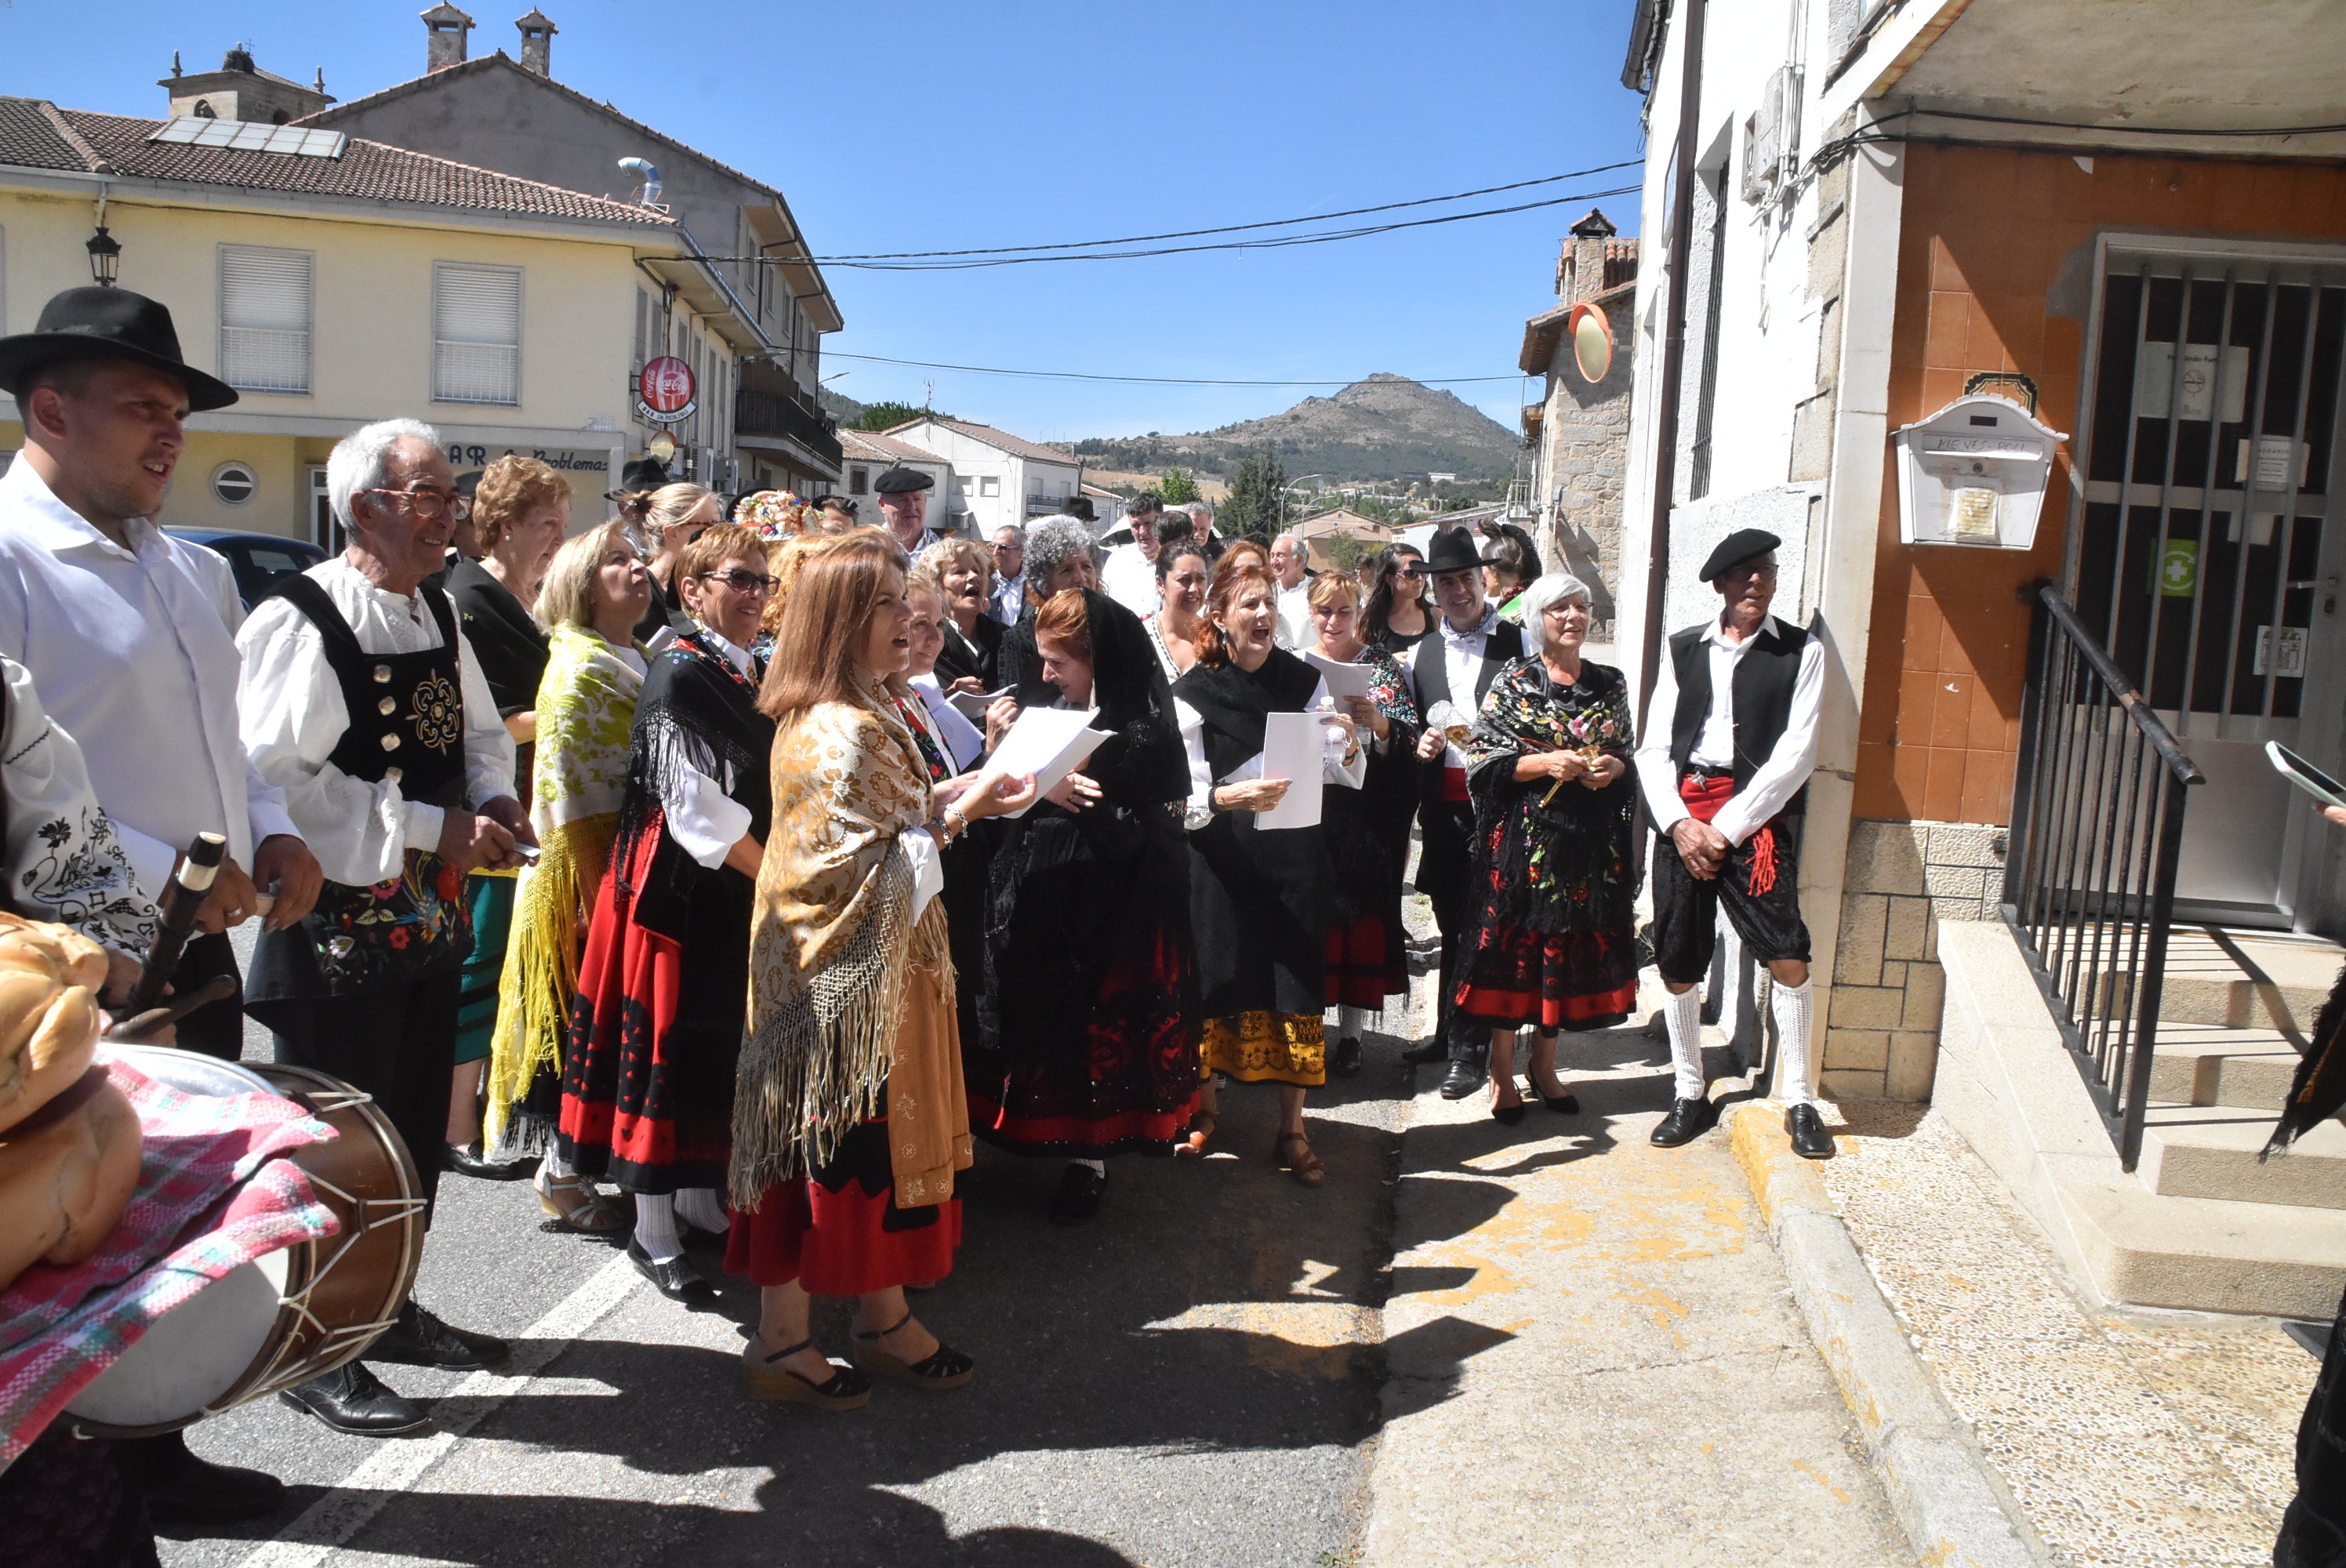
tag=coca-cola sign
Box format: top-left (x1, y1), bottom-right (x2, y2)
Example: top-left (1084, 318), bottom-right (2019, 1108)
top-left (636, 355), bottom-right (696, 425)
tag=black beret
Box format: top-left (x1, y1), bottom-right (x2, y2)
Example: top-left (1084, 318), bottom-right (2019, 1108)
top-left (873, 466), bottom-right (934, 495)
top-left (1699, 528), bottom-right (1781, 583)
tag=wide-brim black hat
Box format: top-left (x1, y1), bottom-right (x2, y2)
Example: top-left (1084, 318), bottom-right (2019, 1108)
top-left (0, 286), bottom-right (238, 412)
top-left (1699, 528), bottom-right (1781, 583)
top-left (1422, 525), bottom-right (1486, 575)
top-left (873, 466), bottom-right (935, 495)
top-left (607, 456), bottom-right (671, 498)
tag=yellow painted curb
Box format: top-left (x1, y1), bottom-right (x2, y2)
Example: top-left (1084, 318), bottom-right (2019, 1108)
top-left (1729, 1102), bottom-right (1839, 1233)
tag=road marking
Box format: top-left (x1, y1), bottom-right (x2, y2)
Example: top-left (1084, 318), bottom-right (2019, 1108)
top-left (236, 1253), bottom-right (641, 1568)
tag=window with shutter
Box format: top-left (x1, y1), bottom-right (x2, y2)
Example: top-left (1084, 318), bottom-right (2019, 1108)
top-left (432, 262), bottom-right (521, 405)
top-left (220, 245), bottom-right (312, 394)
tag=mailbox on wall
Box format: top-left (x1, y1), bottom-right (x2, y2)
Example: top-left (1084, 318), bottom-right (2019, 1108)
top-left (1892, 394), bottom-right (2066, 550)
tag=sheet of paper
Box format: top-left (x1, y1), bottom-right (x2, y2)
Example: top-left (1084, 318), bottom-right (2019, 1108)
top-left (1256, 710), bottom-right (1327, 831)
top-left (984, 706), bottom-right (1109, 818)
top-left (948, 684), bottom-right (1013, 721)
top-left (1304, 651), bottom-right (1376, 703)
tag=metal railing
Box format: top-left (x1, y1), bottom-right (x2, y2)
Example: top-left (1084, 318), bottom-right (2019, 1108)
top-left (2002, 580), bottom-right (2204, 1171)
top-left (733, 389), bottom-right (843, 470)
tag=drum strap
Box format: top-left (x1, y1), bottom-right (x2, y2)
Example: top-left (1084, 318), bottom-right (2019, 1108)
top-left (3, 1063), bottom-right (108, 1137)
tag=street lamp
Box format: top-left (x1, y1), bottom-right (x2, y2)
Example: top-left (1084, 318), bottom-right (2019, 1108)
top-left (85, 225), bottom-right (121, 287)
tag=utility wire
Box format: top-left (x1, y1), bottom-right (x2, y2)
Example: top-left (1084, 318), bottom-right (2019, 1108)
top-left (823, 350), bottom-right (1525, 387)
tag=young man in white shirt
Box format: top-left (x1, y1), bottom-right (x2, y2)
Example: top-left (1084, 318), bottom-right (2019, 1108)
top-left (1632, 528), bottom-right (1831, 1160)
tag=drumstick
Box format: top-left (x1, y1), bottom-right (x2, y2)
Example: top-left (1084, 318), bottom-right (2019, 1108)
top-left (104, 974), bottom-right (238, 1043)
top-left (123, 833), bottom-right (226, 1016)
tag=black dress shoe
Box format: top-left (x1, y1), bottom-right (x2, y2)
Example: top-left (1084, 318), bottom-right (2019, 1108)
top-left (442, 1142), bottom-right (535, 1181)
top-left (1650, 1095), bottom-right (1717, 1147)
top-left (278, 1362), bottom-right (430, 1436)
top-left (1331, 1037), bottom-right (1364, 1077)
top-left (1399, 1038), bottom-right (1449, 1065)
top-left (1490, 1093), bottom-right (1527, 1126)
top-left (1786, 1103), bottom-right (1836, 1160)
top-left (1048, 1163), bottom-right (1106, 1226)
top-left (370, 1300), bottom-right (510, 1370)
top-left (1439, 1060), bottom-right (1487, 1099)
top-left (627, 1238), bottom-right (714, 1300)
top-left (1537, 1087), bottom-right (1581, 1115)
top-left (127, 1431), bottom-right (285, 1528)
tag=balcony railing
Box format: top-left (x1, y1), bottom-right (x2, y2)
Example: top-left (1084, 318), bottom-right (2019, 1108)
top-left (734, 389), bottom-right (842, 470)
top-left (2002, 580), bottom-right (2204, 1171)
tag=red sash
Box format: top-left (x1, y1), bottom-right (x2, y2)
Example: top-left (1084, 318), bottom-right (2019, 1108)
top-left (1678, 773), bottom-right (1780, 895)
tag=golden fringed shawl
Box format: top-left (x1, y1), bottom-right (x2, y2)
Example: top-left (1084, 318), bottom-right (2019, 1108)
top-left (731, 678), bottom-right (969, 1210)
top-left (485, 625), bottom-right (643, 1152)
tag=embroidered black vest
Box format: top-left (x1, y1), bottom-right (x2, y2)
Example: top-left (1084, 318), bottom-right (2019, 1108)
top-left (1666, 616), bottom-right (1812, 817)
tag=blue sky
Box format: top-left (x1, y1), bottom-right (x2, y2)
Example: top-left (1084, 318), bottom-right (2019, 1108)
top-left (1, 0), bottom-right (1648, 441)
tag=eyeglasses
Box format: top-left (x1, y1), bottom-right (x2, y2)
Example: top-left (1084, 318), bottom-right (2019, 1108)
top-left (698, 568), bottom-right (779, 594)
top-left (360, 487), bottom-right (461, 520)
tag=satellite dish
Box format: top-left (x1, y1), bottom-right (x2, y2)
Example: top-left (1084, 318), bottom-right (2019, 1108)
top-left (1568, 302), bottom-right (1612, 384)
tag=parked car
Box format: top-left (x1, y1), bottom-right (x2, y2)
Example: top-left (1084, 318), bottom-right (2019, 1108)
top-left (164, 529), bottom-right (328, 611)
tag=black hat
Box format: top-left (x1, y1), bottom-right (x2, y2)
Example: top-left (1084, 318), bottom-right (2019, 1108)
top-left (0, 286), bottom-right (238, 412)
top-left (452, 470), bottom-right (485, 500)
top-left (1698, 528), bottom-right (1781, 583)
top-left (608, 456), bottom-right (671, 497)
top-left (1059, 495), bottom-right (1097, 522)
top-left (873, 466), bottom-right (934, 495)
top-left (1422, 525), bottom-right (1486, 576)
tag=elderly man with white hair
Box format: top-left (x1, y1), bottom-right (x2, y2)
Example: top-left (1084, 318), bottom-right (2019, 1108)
top-left (238, 418), bottom-right (536, 1437)
top-left (1448, 572), bottom-right (1640, 1123)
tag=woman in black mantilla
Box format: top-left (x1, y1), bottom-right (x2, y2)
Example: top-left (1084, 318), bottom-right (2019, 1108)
top-left (1455, 572), bottom-right (1639, 1124)
top-left (1171, 556), bottom-right (1366, 1187)
top-left (968, 586), bottom-right (1200, 1225)
top-left (559, 523), bottom-right (776, 1296)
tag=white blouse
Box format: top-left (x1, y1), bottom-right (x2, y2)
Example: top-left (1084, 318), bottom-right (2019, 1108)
top-left (0, 656), bottom-right (157, 953)
top-left (650, 629), bottom-right (756, 870)
top-left (1174, 673), bottom-right (1367, 831)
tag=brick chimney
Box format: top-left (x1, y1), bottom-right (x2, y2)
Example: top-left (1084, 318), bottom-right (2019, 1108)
top-left (422, 4), bottom-right (474, 72)
top-left (1562, 209), bottom-right (1618, 304)
top-left (516, 8), bottom-right (557, 75)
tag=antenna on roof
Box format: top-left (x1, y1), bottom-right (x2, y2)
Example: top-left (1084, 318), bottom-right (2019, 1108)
top-left (924, 379), bottom-right (934, 412)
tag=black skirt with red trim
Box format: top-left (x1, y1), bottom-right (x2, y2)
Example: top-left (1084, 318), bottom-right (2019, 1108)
top-left (1326, 913), bottom-right (1404, 1009)
top-left (1455, 924), bottom-right (1639, 1032)
top-left (724, 1085), bottom-right (961, 1296)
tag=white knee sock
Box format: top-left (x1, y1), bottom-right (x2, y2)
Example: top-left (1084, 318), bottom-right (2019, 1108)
top-left (1071, 1158), bottom-right (1106, 1176)
top-left (674, 1186), bottom-right (728, 1233)
top-left (1772, 979), bottom-right (1816, 1107)
top-left (634, 1192), bottom-right (683, 1263)
top-left (539, 1147), bottom-right (575, 1181)
top-left (1338, 1004), bottom-right (1372, 1040)
top-left (1664, 985), bottom-right (1705, 1102)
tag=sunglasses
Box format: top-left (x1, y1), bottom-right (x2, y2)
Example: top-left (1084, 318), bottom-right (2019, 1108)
top-left (698, 568), bottom-right (779, 594)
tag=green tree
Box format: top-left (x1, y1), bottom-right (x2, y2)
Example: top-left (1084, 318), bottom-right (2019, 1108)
top-left (1324, 533), bottom-right (1366, 575)
top-left (1160, 466), bottom-right (1202, 505)
top-left (853, 400), bottom-right (950, 432)
top-left (1219, 448), bottom-right (1289, 540)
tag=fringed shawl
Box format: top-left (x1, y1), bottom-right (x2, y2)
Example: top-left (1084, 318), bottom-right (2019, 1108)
top-left (732, 679), bottom-right (950, 1207)
top-left (530, 623), bottom-right (644, 834)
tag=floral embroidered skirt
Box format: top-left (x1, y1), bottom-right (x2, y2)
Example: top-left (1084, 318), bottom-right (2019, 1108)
top-left (1201, 1010), bottom-right (1326, 1087)
top-left (1455, 924), bottom-right (1640, 1033)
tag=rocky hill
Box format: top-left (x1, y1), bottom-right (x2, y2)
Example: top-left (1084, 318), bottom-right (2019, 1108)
top-left (1066, 374), bottom-right (1522, 482)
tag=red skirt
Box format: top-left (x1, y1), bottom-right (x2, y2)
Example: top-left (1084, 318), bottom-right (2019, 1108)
top-left (1456, 924), bottom-right (1640, 1033)
top-left (724, 1112), bottom-right (960, 1296)
top-left (1325, 913), bottom-right (1404, 1009)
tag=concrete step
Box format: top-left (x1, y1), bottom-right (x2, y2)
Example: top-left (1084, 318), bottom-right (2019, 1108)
top-left (2145, 1023), bottom-right (2302, 1112)
top-left (2137, 1098), bottom-right (2346, 1209)
top-left (2057, 1176), bottom-right (2346, 1320)
top-left (2139, 930), bottom-right (2339, 1035)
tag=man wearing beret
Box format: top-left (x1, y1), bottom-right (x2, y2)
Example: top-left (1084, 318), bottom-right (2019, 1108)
top-left (1632, 528), bottom-right (1833, 1160)
top-left (874, 465), bottom-right (940, 555)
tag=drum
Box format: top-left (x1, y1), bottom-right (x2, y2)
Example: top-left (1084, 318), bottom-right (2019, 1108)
top-left (64, 1047), bottom-right (425, 1437)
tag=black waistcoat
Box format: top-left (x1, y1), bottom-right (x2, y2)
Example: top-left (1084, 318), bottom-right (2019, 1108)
top-left (246, 575), bottom-right (474, 1003)
top-left (1408, 617), bottom-right (1524, 715)
top-left (1667, 616), bottom-right (1812, 817)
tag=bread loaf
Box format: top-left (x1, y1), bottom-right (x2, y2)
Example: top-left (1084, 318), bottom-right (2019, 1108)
top-left (0, 911), bottom-right (111, 1137)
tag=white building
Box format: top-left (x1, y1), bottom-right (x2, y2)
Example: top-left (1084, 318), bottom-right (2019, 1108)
top-left (837, 427), bottom-right (955, 524)
top-left (884, 417), bottom-right (1083, 540)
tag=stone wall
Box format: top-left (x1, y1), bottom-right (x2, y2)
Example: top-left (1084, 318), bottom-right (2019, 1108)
top-left (1820, 818), bottom-right (2006, 1102)
top-left (1539, 362), bottom-right (1632, 641)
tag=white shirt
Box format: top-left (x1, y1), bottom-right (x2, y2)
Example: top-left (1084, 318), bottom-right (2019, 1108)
top-left (0, 459), bottom-right (300, 902)
top-left (1635, 612), bottom-right (1825, 847)
top-left (990, 573), bottom-right (1026, 626)
top-left (651, 628), bottom-right (757, 871)
top-left (1274, 579), bottom-right (1314, 650)
top-left (1101, 543), bottom-right (1162, 619)
top-left (1175, 673), bottom-right (1368, 830)
top-left (1413, 604), bottom-right (1502, 771)
top-left (909, 671), bottom-right (986, 771)
top-left (1, 655), bottom-right (157, 952)
top-left (238, 558), bottom-right (518, 887)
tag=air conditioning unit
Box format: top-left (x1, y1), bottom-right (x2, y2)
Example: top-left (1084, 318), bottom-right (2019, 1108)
top-left (1740, 67), bottom-right (1803, 205)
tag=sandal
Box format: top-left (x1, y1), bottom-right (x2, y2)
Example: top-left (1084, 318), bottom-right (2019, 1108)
top-left (1273, 1131), bottom-right (1326, 1188)
top-left (1174, 1109), bottom-right (1218, 1159)
top-left (534, 1168), bottom-right (625, 1236)
top-left (851, 1311), bottom-right (975, 1391)
top-left (743, 1335), bottom-right (872, 1410)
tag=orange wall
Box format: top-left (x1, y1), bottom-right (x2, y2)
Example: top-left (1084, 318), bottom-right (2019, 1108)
top-left (1852, 145), bottom-right (2346, 825)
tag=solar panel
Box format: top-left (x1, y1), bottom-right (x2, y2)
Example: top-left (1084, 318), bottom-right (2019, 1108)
top-left (147, 117), bottom-right (346, 159)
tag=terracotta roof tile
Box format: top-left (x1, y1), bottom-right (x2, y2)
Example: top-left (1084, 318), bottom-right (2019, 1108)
top-left (893, 417), bottom-right (1074, 466)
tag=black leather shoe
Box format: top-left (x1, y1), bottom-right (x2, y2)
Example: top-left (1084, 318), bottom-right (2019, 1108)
top-left (1650, 1096), bottom-right (1717, 1147)
top-left (442, 1142), bottom-right (535, 1181)
top-left (278, 1362), bottom-right (430, 1436)
top-left (371, 1300), bottom-right (510, 1370)
top-left (627, 1238), bottom-right (714, 1300)
top-left (127, 1431), bottom-right (284, 1529)
top-left (1399, 1038), bottom-right (1449, 1065)
top-left (1786, 1103), bottom-right (1836, 1160)
top-left (1439, 1060), bottom-right (1486, 1099)
top-left (1331, 1037), bottom-right (1364, 1077)
top-left (1048, 1163), bottom-right (1106, 1226)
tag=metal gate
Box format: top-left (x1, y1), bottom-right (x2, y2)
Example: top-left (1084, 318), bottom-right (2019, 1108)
top-left (2068, 239), bottom-right (2346, 927)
